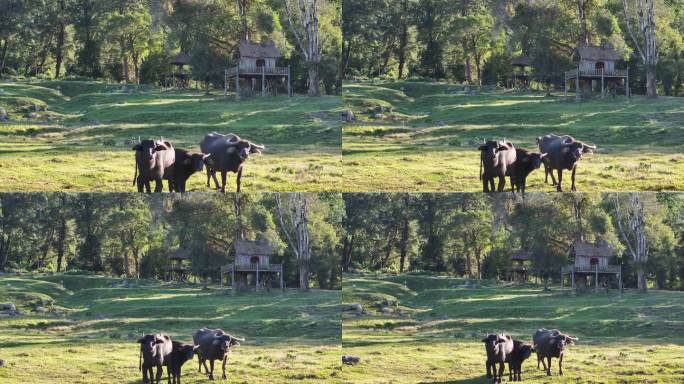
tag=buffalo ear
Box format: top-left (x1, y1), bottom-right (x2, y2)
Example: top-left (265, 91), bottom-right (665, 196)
top-left (137, 338), bottom-right (145, 344)
top-left (478, 145), bottom-right (487, 151)
top-left (132, 144), bottom-right (142, 151)
top-left (154, 145), bottom-right (167, 151)
top-left (249, 146), bottom-right (262, 155)
top-left (481, 338), bottom-right (488, 343)
top-left (497, 145), bottom-right (508, 151)
top-left (582, 146), bottom-right (593, 154)
top-left (183, 158), bottom-right (191, 165)
top-left (155, 339), bottom-right (165, 344)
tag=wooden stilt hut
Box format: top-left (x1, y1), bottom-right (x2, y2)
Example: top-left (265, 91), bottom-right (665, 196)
top-left (164, 248), bottom-right (191, 282)
top-left (220, 239), bottom-right (283, 293)
top-left (561, 241), bottom-right (622, 293)
top-left (224, 41), bottom-right (291, 100)
top-left (510, 55), bottom-right (533, 89)
top-left (506, 250), bottom-right (531, 282)
top-left (564, 43), bottom-right (629, 100)
top-left (163, 52), bottom-right (190, 89)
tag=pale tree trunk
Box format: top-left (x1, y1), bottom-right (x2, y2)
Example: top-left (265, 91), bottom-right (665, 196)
top-left (578, 0), bottom-right (589, 44)
top-left (56, 216), bottom-right (67, 272)
top-left (236, 0), bottom-right (250, 41)
top-left (275, 193), bottom-right (311, 291)
top-left (397, 0), bottom-right (409, 79)
top-left (285, 0), bottom-right (322, 96)
top-left (614, 193), bottom-right (648, 293)
top-left (623, 0), bottom-right (658, 97)
top-left (55, 0), bottom-right (66, 77)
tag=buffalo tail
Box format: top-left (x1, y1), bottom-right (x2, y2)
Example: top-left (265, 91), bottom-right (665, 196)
top-left (479, 156), bottom-right (483, 181)
top-left (138, 347), bottom-right (142, 372)
top-left (132, 158), bottom-right (138, 186)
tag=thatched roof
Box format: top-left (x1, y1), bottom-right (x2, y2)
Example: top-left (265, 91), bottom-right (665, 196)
top-left (238, 41), bottom-right (281, 58)
top-left (570, 241), bottom-right (615, 258)
top-left (511, 250), bottom-right (532, 261)
top-left (577, 44), bottom-right (621, 61)
top-left (170, 52), bottom-right (190, 65)
top-left (234, 239), bottom-right (273, 257)
top-left (511, 55), bottom-right (533, 67)
top-left (168, 248), bottom-right (191, 260)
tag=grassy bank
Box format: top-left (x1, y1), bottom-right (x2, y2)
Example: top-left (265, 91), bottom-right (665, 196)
top-left (0, 274), bottom-right (341, 383)
top-left (341, 274), bottom-right (684, 383)
top-left (342, 82), bottom-right (684, 192)
top-left (0, 80), bottom-right (342, 192)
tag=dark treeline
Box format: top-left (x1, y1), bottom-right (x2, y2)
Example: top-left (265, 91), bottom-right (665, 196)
top-left (342, 0), bottom-right (684, 96)
top-left (342, 193), bottom-right (684, 291)
top-left (0, 0), bottom-right (341, 95)
top-left (0, 193), bottom-right (342, 290)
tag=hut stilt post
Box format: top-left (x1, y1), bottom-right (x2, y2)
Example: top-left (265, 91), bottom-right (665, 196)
top-left (595, 266), bottom-right (599, 292)
top-left (231, 266), bottom-right (235, 296)
top-left (287, 65), bottom-right (291, 98)
top-left (235, 65), bottom-right (240, 101)
top-left (564, 73), bottom-right (568, 97)
top-left (280, 268), bottom-right (284, 292)
top-left (220, 267), bottom-right (224, 290)
top-left (575, 67), bottom-right (580, 102)
top-left (256, 266), bottom-right (260, 292)
top-left (601, 68), bottom-right (605, 99)
top-left (626, 67), bottom-right (630, 98)
top-left (261, 66), bottom-right (265, 97)
top-left (224, 69), bottom-right (228, 97)
top-left (619, 264), bottom-right (623, 297)
top-left (560, 269), bottom-right (564, 291)
top-left (571, 265), bottom-right (575, 288)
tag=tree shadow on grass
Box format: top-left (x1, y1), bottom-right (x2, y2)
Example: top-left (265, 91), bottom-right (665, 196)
top-left (418, 375), bottom-right (490, 384)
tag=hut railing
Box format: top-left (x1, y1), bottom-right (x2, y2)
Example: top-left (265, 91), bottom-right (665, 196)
top-left (562, 265), bottom-right (621, 273)
top-left (221, 263), bottom-right (283, 272)
top-left (565, 69), bottom-right (628, 78)
top-left (226, 66), bottom-right (289, 77)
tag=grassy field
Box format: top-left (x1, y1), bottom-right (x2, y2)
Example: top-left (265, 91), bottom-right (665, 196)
top-left (0, 274), bottom-right (341, 383)
top-left (341, 274), bottom-right (684, 383)
top-left (0, 80), bottom-right (342, 192)
top-left (342, 81), bottom-right (684, 192)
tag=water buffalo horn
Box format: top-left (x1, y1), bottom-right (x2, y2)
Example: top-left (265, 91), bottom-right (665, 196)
top-left (251, 143), bottom-right (265, 149)
top-left (584, 143), bottom-right (596, 149)
top-left (232, 336), bottom-right (245, 341)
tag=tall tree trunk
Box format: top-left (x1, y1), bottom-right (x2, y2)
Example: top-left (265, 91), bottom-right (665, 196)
top-left (236, 0), bottom-right (250, 41)
top-left (614, 193), bottom-right (648, 293)
top-left (54, 0), bottom-right (66, 77)
top-left (275, 193), bottom-right (311, 291)
top-left (56, 216), bottom-right (67, 272)
top-left (342, 235), bottom-right (353, 272)
top-left (0, 39), bottom-right (8, 75)
top-left (397, 0), bottom-right (409, 79)
top-left (577, 0), bottom-right (589, 45)
top-left (623, 0), bottom-right (658, 97)
top-left (0, 235), bottom-right (11, 272)
top-left (285, 0), bottom-right (321, 96)
top-left (398, 215), bottom-right (410, 273)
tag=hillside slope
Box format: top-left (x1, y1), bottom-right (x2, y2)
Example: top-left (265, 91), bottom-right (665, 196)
top-left (342, 274), bottom-right (684, 383)
top-left (0, 274), bottom-right (341, 383)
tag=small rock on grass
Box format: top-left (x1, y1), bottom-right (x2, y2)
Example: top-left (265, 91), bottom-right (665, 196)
top-left (0, 359), bottom-right (6, 367)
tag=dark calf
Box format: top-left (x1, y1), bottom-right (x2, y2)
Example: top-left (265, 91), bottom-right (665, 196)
top-left (164, 341), bottom-right (198, 384)
top-left (510, 149), bottom-right (546, 194)
top-left (168, 149), bottom-right (210, 192)
top-left (507, 340), bottom-right (534, 382)
top-left (533, 328), bottom-right (578, 376)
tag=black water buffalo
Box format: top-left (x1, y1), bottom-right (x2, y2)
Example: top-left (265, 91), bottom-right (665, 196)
top-left (200, 132), bottom-right (264, 193)
top-left (482, 333), bottom-right (514, 383)
top-left (510, 149), bottom-right (547, 194)
top-left (532, 328), bottom-right (577, 376)
top-left (132, 139), bottom-right (175, 193)
top-left (193, 328), bottom-right (244, 380)
top-left (508, 340), bottom-right (534, 382)
top-left (167, 149), bottom-right (210, 192)
top-left (537, 134), bottom-right (596, 192)
top-left (164, 341), bottom-right (198, 384)
top-left (138, 333), bottom-right (173, 384)
top-left (479, 140), bottom-right (516, 192)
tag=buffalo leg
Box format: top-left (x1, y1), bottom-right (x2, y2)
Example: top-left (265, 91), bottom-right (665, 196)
top-left (205, 168), bottom-right (212, 188)
top-left (208, 359), bottom-right (215, 380)
top-left (211, 171), bottom-right (220, 189)
top-left (497, 175), bottom-right (505, 192)
top-left (497, 361), bottom-right (504, 383)
top-left (521, 177), bottom-right (526, 195)
top-left (236, 167), bottom-right (243, 193)
top-left (221, 355), bottom-right (228, 379)
top-left (142, 364), bottom-right (150, 383)
top-left (486, 359), bottom-right (492, 378)
top-left (198, 355), bottom-right (203, 372)
top-left (154, 178), bottom-right (163, 193)
top-left (571, 165), bottom-right (577, 192)
top-left (556, 169), bottom-right (563, 192)
top-left (558, 353), bottom-right (564, 376)
top-left (202, 358), bottom-right (211, 377)
top-left (546, 356), bottom-right (552, 376)
top-left (220, 171), bottom-right (227, 193)
top-left (482, 177), bottom-right (489, 193)
top-left (508, 362), bottom-right (513, 381)
top-left (136, 177), bottom-right (144, 193)
top-left (155, 364), bottom-right (163, 384)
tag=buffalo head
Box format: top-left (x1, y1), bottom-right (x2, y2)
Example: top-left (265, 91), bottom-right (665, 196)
top-left (482, 333), bottom-right (507, 349)
top-left (552, 334), bottom-right (578, 351)
top-left (184, 153), bottom-right (211, 172)
top-left (224, 135), bottom-right (265, 161)
top-left (519, 344), bottom-right (534, 360)
top-left (560, 137), bottom-right (596, 162)
top-left (213, 334), bottom-right (245, 352)
top-left (133, 139), bottom-right (170, 162)
top-left (525, 152), bottom-right (547, 169)
top-left (478, 140), bottom-right (509, 159)
top-left (138, 334), bottom-right (165, 355)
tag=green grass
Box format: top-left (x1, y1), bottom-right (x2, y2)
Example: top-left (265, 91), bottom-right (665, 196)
top-left (0, 274), bottom-right (341, 383)
top-left (342, 81), bottom-right (684, 192)
top-left (341, 273), bottom-right (684, 383)
top-left (0, 80), bottom-right (342, 192)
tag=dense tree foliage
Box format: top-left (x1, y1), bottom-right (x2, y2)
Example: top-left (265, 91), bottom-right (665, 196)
top-left (0, 193), bottom-right (342, 289)
top-left (342, 193), bottom-right (684, 291)
top-left (342, 0), bottom-right (684, 96)
top-left (0, 0), bottom-right (341, 94)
